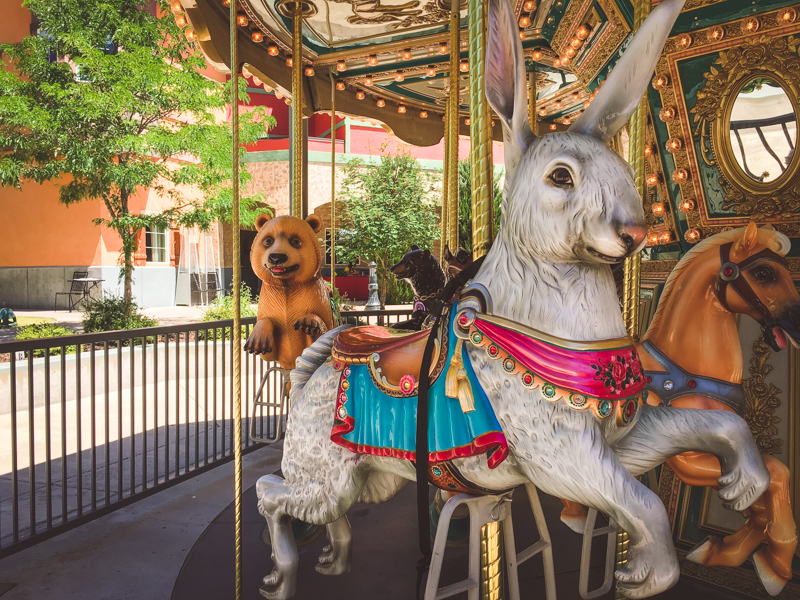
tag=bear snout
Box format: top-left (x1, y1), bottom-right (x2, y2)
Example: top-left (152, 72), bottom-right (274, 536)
top-left (268, 253), bottom-right (288, 265)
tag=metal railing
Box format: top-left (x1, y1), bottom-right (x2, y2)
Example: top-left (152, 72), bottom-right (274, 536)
top-left (0, 308), bottom-right (413, 557)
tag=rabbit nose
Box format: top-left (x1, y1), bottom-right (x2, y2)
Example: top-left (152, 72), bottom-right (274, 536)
top-left (619, 225), bottom-right (646, 253)
top-left (268, 253), bottom-right (288, 265)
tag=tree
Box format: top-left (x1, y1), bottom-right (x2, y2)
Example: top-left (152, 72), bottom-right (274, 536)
top-left (336, 147), bottom-right (440, 305)
top-left (0, 0), bottom-right (275, 310)
top-left (457, 159), bottom-right (504, 253)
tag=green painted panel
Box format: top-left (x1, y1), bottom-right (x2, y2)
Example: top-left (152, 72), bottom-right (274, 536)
top-left (672, 0), bottom-right (797, 34)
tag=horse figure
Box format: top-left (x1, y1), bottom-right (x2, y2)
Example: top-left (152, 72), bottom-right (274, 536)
top-left (255, 1), bottom-right (769, 598)
top-left (559, 223), bottom-right (799, 595)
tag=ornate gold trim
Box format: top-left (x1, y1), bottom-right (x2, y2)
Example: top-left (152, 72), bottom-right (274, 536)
top-left (789, 342), bottom-right (800, 544)
top-left (640, 259), bottom-right (678, 276)
top-left (743, 336), bottom-right (783, 456)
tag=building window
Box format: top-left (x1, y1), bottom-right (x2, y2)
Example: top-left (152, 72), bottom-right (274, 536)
top-left (146, 225), bottom-right (167, 263)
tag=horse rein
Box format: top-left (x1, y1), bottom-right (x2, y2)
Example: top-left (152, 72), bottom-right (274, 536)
top-left (714, 241), bottom-right (788, 335)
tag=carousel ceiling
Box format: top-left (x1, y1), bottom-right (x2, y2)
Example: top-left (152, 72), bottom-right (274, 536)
top-left (181, 0), bottom-right (800, 257)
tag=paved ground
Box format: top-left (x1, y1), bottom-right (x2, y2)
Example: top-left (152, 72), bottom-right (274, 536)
top-left (0, 443), bottom-right (282, 600)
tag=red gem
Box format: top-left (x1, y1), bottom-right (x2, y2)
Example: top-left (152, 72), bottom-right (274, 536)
top-left (646, 376), bottom-right (652, 383)
top-left (459, 314), bottom-right (468, 325)
top-left (624, 401), bottom-right (636, 419)
top-left (489, 346), bottom-right (497, 355)
top-left (523, 374), bottom-right (532, 384)
top-left (723, 266), bottom-right (734, 277)
top-left (687, 379), bottom-right (697, 388)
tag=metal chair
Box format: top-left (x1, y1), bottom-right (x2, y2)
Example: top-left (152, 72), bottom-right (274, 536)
top-left (54, 271), bottom-right (89, 312)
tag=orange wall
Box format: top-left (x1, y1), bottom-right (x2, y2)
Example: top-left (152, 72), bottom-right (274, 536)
top-left (0, 2), bottom-right (30, 45)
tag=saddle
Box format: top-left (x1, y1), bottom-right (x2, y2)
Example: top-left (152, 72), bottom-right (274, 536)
top-left (332, 324), bottom-right (447, 396)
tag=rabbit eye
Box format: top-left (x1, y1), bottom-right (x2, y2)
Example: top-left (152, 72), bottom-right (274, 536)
top-left (548, 167), bottom-right (574, 188)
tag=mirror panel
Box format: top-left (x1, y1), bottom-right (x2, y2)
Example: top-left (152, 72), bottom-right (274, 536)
top-left (728, 78), bottom-right (797, 183)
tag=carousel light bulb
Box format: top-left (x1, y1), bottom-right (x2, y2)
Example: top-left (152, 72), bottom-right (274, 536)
top-left (659, 106), bottom-right (676, 122)
top-left (666, 137), bottom-right (683, 153)
top-left (571, 37), bottom-right (583, 50)
top-left (304, 66), bottom-right (315, 76)
top-left (442, 114), bottom-right (446, 122)
top-left (491, 119), bottom-right (495, 126)
top-left (395, 70), bottom-right (404, 82)
top-left (336, 60), bottom-right (346, 72)
top-left (673, 168), bottom-right (688, 183)
top-left (549, 123), bottom-right (557, 130)
top-left (242, 65), bottom-right (252, 78)
top-left (554, 100), bottom-right (562, 109)
top-left (274, 91), bottom-right (283, 99)
top-left (685, 229), bottom-right (702, 243)
top-left (368, 54), bottom-right (379, 66)
top-left (267, 44), bottom-right (278, 56)
top-left (356, 91), bottom-right (365, 100)
top-left (652, 74), bottom-right (669, 90)
top-left (647, 232), bottom-right (660, 245)
top-left (565, 47), bottom-right (576, 58)
top-left (185, 28), bottom-right (196, 42)
top-left (426, 65), bottom-right (436, 77)
top-left (744, 17), bottom-right (759, 33)
top-left (520, 30), bottom-right (526, 41)
top-left (708, 26), bottom-right (724, 42)
top-left (538, 107), bottom-right (547, 116)
top-left (647, 174), bottom-right (659, 187)
top-left (561, 56), bottom-right (571, 66)
top-left (175, 14), bottom-right (187, 27)
top-left (644, 145), bottom-right (653, 157)
top-left (563, 117), bottom-right (571, 125)
top-left (583, 100), bottom-right (590, 108)
top-left (236, 13), bottom-right (248, 26)
top-left (660, 231), bottom-right (672, 243)
top-left (377, 98), bottom-right (385, 107)
top-left (576, 24), bottom-right (590, 40)
top-left (651, 202), bottom-right (665, 217)
top-left (170, 1), bottom-right (183, 15)
top-left (678, 34), bottom-right (692, 48)
top-left (398, 105), bottom-right (406, 113)
top-left (364, 76), bottom-right (373, 86)
top-left (460, 60), bottom-right (469, 72)
top-left (222, 0), bottom-right (230, 6)
top-left (251, 31), bottom-right (263, 43)
top-left (519, 16), bottom-right (531, 28)
top-left (524, 0), bottom-right (536, 10)
top-left (553, 58), bottom-right (562, 67)
top-left (252, 76), bottom-right (263, 86)
top-left (335, 81), bottom-right (345, 91)
top-left (402, 48), bottom-right (413, 60)
top-left (286, 56), bottom-right (293, 67)
top-left (571, 91), bottom-right (580, 101)
top-left (532, 49), bottom-right (543, 60)
top-left (781, 8), bottom-right (796, 23)
top-left (420, 110), bottom-right (428, 118)
top-left (439, 42), bottom-right (448, 55)
top-left (679, 198), bottom-right (696, 213)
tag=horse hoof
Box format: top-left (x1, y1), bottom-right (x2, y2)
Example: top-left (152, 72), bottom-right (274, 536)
top-left (753, 550), bottom-right (789, 597)
top-left (259, 570), bottom-right (295, 600)
top-left (685, 537), bottom-right (716, 565)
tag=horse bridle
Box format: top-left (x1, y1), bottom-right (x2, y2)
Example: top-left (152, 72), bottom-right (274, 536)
top-left (714, 241), bottom-right (788, 347)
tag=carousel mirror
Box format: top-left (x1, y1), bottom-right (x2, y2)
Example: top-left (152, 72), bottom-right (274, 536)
top-left (728, 77), bottom-right (797, 183)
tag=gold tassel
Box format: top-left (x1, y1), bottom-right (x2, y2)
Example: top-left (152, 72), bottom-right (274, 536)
top-left (446, 339), bottom-right (475, 413)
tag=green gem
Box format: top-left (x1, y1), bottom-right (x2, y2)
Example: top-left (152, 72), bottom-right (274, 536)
top-left (598, 401), bottom-right (611, 417)
top-left (542, 384), bottom-right (556, 398)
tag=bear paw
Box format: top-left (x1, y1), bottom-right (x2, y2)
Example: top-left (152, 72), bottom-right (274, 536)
top-left (294, 316), bottom-right (325, 337)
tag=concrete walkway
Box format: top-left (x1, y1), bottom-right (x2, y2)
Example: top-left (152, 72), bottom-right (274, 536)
top-left (0, 443), bottom-right (282, 599)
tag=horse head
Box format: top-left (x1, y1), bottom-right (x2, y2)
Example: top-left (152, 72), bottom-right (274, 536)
top-left (717, 222), bottom-right (800, 351)
top-left (485, 0), bottom-right (686, 266)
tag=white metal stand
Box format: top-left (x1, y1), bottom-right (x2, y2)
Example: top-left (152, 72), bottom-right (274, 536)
top-left (578, 508), bottom-right (617, 600)
top-left (249, 366), bottom-right (291, 444)
top-left (424, 483), bottom-right (556, 600)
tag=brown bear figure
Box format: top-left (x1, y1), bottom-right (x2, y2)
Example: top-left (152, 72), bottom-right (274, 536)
top-left (244, 213), bottom-right (333, 370)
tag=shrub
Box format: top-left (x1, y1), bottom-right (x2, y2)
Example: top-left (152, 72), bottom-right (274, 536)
top-left (385, 276), bottom-right (415, 305)
top-left (200, 284), bottom-right (258, 340)
top-left (82, 295), bottom-right (158, 333)
top-left (15, 323), bottom-right (77, 357)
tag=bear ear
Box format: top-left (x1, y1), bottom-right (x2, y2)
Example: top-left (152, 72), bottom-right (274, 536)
top-left (255, 213), bottom-right (272, 231)
top-left (411, 244), bottom-right (420, 251)
top-left (423, 249), bottom-right (431, 257)
top-left (306, 214), bottom-right (324, 234)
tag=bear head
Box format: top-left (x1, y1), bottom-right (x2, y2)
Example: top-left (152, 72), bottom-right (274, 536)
top-left (250, 213), bottom-right (324, 287)
top-left (390, 245), bottom-right (436, 282)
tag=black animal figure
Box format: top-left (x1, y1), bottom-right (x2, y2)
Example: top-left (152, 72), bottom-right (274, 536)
top-left (389, 245), bottom-right (446, 330)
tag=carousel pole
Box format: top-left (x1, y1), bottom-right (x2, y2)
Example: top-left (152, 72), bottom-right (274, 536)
top-left (441, 106), bottom-right (450, 261)
top-left (528, 69), bottom-right (537, 134)
top-left (329, 73), bottom-right (336, 290)
top-left (447, 4), bottom-right (460, 249)
top-left (291, 2), bottom-right (304, 217)
top-left (229, 2), bottom-right (243, 599)
top-left (618, 0), bottom-right (650, 597)
top-left (469, 0), bottom-right (494, 258)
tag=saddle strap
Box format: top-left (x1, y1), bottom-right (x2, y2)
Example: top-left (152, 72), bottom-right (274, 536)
top-left (641, 339), bottom-right (745, 415)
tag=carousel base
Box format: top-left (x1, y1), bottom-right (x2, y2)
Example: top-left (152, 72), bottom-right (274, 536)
top-left (171, 479), bottom-right (753, 600)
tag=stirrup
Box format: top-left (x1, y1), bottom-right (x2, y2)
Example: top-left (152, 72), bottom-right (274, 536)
top-left (424, 483), bottom-right (556, 600)
top-left (249, 366), bottom-right (291, 444)
top-left (578, 508), bottom-right (617, 600)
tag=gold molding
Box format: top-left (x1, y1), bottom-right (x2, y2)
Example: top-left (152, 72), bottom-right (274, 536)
top-left (641, 259), bottom-right (678, 276)
top-left (743, 336), bottom-right (783, 456)
top-left (789, 343), bottom-right (800, 546)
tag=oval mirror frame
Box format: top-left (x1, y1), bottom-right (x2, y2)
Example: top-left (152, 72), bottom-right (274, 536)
top-left (712, 70), bottom-right (800, 197)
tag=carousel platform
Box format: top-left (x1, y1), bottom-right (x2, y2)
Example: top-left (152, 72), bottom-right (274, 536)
top-left (171, 476), bottom-right (751, 600)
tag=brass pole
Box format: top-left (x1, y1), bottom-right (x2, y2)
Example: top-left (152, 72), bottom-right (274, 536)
top-left (618, 1), bottom-right (649, 598)
top-left (441, 106), bottom-right (450, 261)
top-left (229, 2), bottom-right (243, 600)
top-left (291, 2), bottom-right (303, 217)
top-left (469, 0), bottom-right (493, 258)
top-left (481, 520), bottom-right (504, 600)
top-left (447, 6), bottom-right (460, 249)
top-left (528, 71), bottom-right (536, 134)
top-left (329, 73), bottom-right (336, 290)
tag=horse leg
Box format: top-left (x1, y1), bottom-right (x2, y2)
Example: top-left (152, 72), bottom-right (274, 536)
top-left (317, 516), bottom-right (353, 576)
top-left (559, 498), bottom-right (588, 533)
top-left (256, 474), bottom-right (301, 600)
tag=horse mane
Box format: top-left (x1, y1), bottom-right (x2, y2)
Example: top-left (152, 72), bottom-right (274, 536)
top-left (647, 226), bottom-right (791, 332)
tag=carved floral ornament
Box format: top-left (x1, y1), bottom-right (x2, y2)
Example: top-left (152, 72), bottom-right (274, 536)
top-left (691, 35), bottom-right (800, 220)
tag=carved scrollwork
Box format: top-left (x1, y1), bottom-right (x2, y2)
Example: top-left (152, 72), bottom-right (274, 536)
top-left (742, 337), bottom-right (783, 455)
top-left (691, 35), bottom-right (800, 219)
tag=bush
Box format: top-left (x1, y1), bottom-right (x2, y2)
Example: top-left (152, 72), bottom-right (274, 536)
top-left (200, 284), bottom-right (258, 340)
top-left (82, 295), bottom-right (158, 333)
top-left (15, 323), bottom-right (77, 357)
top-left (385, 276), bottom-right (415, 305)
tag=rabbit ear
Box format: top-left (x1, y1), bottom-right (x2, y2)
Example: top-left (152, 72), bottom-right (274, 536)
top-left (569, 0), bottom-right (686, 142)
top-left (486, 0), bottom-right (534, 173)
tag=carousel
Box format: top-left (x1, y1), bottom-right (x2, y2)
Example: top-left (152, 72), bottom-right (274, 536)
top-left (170, 0), bottom-right (800, 598)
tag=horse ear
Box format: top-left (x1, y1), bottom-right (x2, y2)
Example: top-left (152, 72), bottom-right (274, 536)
top-left (569, 0), bottom-right (686, 142)
top-left (732, 221), bottom-right (760, 259)
top-left (486, 0), bottom-right (534, 173)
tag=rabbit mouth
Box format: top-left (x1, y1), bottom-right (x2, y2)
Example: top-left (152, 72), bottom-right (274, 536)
top-left (587, 248), bottom-right (626, 264)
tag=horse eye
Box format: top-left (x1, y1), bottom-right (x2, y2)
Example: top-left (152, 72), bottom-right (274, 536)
top-left (548, 167), bottom-right (574, 188)
top-left (752, 265), bottom-right (775, 283)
